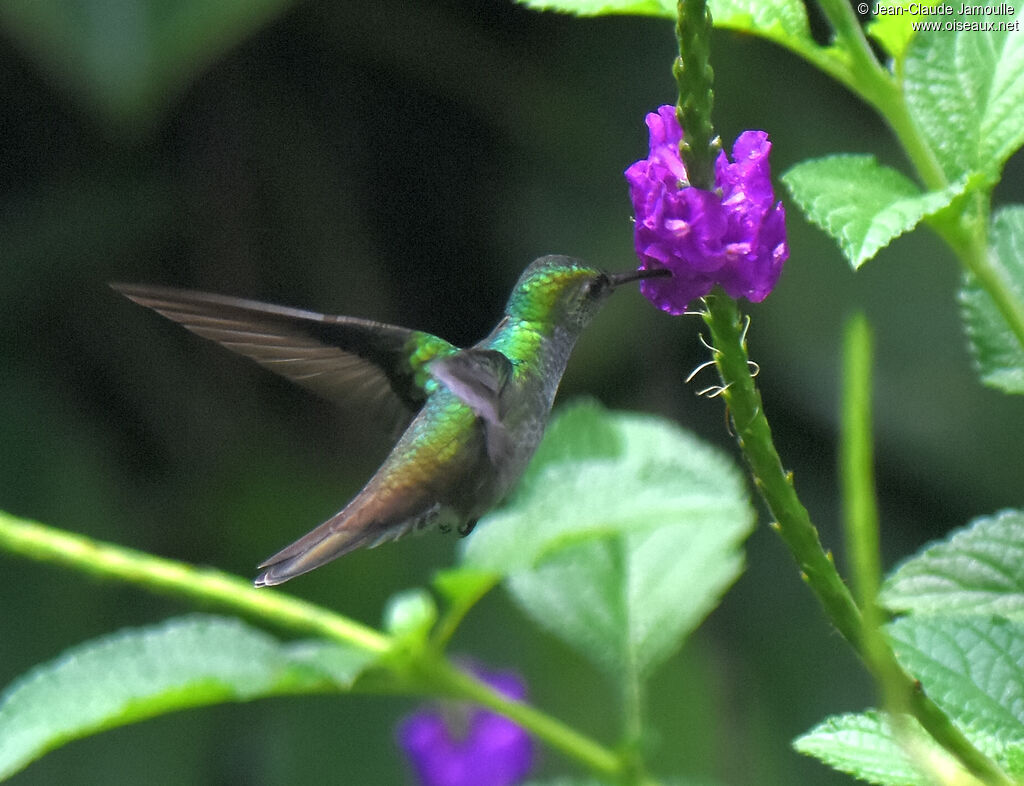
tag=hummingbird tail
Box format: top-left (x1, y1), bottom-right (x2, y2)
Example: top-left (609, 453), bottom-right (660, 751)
top-left (253, 499), bottom-right (441, 586)
top-left (253, 523), bottom-right (369, 587)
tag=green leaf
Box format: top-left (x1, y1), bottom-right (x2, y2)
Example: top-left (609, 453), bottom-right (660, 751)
top-left (903, 7), bottom-right (1024, 180)
top-left (0, 0), bottom-right (295, 132)
top-left (708, 0), bottom-right (815, 52)
top-left (1004, 741), bottom-right (1024, 779)
top-left (880, 510), bottom-right (1024, 619)
top-left (782, 155), bottom-right (965, 269)
top-left (960, 207), bottom-right (1024, 394)
top-left (516, 398), bottom-right (621, 491)
top-left (463, 402), bottom-right (754, 679)
top-left (887, 615), bottom-right (1024, 749)
top-left (999, 745), bottom-right (1024, 777)
top-left (795, 711), bottom-right (962, 786)
top-left (513, 0), bottom-right (819, 56)
top-left (383, 589), bottom-right (438, 643)
top-left (432, 567), bottom-right (499, 607)
top-left (867, 14), bottom-right (916, 62)
top-left (0, 614), bottom-right (376, 780)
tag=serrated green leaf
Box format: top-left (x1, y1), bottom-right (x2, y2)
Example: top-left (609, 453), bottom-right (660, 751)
top-left (514, 0), bottom-right (819, 56)
top-left (904, 7), bottom-right (1024, 180)
top-left (960, 207), bottom-right (1024, 394)
top-left (795, 710), bottom-right (963, 786)
top-left (782, 155), bottom-right (965, 269)
top-left (463, 403), bottom-right (753, 679)
top-left (887, 615), bottom-right (1024, 749)
top-left (0, 615), bottom-right (375, 780)
top-left (709, 0), bottom-right (814, 51)
top-left (0, 0), bottom-right (295, 132)
top-left (880, 510), bottom-right (1024, 619)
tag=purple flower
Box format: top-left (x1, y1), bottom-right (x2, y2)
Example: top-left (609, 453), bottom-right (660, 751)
top-left (625, 105), bottom-right (789, 314)
top-left (397, 666), bottom-right (533, 786)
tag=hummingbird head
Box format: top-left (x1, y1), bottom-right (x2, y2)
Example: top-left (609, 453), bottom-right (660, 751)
top-left (505, 255), bottom-right (668, 335)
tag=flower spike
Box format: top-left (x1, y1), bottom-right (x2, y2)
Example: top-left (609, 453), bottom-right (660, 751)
top-left (625, 105), bottom-right (789, 315)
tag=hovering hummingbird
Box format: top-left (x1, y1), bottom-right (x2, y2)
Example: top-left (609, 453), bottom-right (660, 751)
top-left (113, 256), bottom-right (667, 586)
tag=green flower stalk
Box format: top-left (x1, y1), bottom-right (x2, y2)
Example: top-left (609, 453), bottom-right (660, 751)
top-left (699, 299), bottom-right (1013, 786)
top-left (673, 0), bottom-right (719, 189)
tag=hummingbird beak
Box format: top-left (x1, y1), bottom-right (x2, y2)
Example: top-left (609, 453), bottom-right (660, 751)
top-left (608, 267), bottom-right (672, 288)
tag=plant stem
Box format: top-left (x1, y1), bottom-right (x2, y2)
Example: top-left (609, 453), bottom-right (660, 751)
top-left (0, 511), bottom-right (644, 783)
top-left (701, 295), bottom-right (864, 646)
top-left (839, 315), bottom-right (913, 742)
top-left (701, 295), bottom-right (1014, 786)
top-left (815, 0), bottom-right (890, 95)
top-left (430, 657), bottom-right (661, 785)
top-left (674, 0), bottom-right (719, 190)
top-left (959, 211), bottom-right (1024, 353)
top-left (0, 510), bottom-right (390, 654)
top-left (814, 0), bottom-right (1024, 358)
top-left (840, 314), bottom-right (882, 616)
top-left (812, 0), bottom-right (941, 182)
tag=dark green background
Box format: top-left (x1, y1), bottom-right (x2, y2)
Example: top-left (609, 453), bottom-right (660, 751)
top-left (2, 1), bottom-right (1022, 784)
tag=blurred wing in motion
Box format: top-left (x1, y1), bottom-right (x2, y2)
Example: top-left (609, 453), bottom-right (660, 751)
top-left (111, 282), bottom-right (459, 430)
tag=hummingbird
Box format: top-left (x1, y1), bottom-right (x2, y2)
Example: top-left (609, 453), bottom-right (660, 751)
top-left (112, 255), bottom-right (667, 586)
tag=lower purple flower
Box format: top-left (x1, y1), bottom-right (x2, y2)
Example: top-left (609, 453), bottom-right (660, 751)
top-left (397, 666), bottom-right (534, 786)
top-left (625, 105), bottom-right (789, 315)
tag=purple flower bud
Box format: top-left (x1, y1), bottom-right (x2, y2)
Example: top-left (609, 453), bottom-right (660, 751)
top-left (397, 666), bottom-right (533, 786)
top-left (625, 105), bottom-right (789, 315)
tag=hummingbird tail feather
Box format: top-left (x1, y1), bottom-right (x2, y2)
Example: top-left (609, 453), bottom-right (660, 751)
top-left (253, 499), bottom-right (439, 586)
top-left (253, 524), bottom-right (370, 587)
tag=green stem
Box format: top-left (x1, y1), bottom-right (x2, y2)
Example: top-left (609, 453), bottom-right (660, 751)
top-left (816, 0), bottom-right (888, 89)
top-left (701, 295), bottom-right (864, 647)
top-left (621, 654), bottom-right (648, 783)
top-left (812, 0), bottom-right (942, 185)
top-left (840, 314), bottom-right (881, 617)
top-left (701, 296), bottom-right (1014, 786)
top-left (430, 571), bottom-right (499, 650)
top-left (0, 511), bottom-right (644, 783)
top-left (0, 509), bottom-right (390, 654)
top-left (813, 0), bottom-right (1024, 356)
top-left (430, 658), bottom-right (660, 785)
top-left (839, 315), bottom-right (907, 722)
top-left (674, 0), bottom-right (719, 190)
top-left (959, 211), bottom-right (1024, 353)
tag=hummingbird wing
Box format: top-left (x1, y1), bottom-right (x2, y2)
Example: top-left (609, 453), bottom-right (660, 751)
top-left (111, 283), bottom-right (458, 428)
top-left (429, 349), bottom-right (512, 425)
top-left (429, 349), bottom-right (514, 465)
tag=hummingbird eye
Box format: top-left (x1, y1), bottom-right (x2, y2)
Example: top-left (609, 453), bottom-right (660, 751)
top-left (584, 274), bottom-right (611, 300)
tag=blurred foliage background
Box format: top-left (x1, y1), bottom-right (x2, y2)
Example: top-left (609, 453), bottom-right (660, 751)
top-left (2, 1), bottom-right (1023, 784)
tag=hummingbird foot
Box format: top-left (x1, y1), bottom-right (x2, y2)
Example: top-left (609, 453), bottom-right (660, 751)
top-left (458, 519), bottom-right (478, 537)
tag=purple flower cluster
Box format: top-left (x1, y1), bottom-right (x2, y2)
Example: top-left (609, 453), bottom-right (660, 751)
top-left (397, 666), bottom-right (533, 786)
top-left (625, 105), bottom-right (788, 314)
